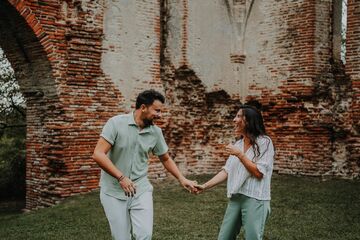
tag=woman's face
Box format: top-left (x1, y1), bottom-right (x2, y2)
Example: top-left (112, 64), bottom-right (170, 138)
top-left (233, 109), bottom-right (246, 135)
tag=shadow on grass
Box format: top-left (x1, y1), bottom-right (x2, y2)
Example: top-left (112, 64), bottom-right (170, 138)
top-left (0, 198), bottom-right (24, 214)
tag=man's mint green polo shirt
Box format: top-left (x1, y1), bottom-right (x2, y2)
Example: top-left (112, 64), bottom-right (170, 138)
top-left (99, 113), bottom-right (168, 200)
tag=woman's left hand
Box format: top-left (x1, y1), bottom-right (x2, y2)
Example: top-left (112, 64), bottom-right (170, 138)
top-left (225, 144), bottom-right (244, 158)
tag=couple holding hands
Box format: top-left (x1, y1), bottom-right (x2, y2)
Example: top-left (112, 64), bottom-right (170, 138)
top-left (93, 90), bottom-right (275, 240)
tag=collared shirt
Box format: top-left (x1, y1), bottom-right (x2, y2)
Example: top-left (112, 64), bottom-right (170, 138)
top-left (99, 113), bottom-right (168, 200)
top-left (223, 136), bottom-right (275, 201)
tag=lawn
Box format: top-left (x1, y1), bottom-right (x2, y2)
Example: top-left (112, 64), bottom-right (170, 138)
top-left (0, 174), bottom-right (359, 240)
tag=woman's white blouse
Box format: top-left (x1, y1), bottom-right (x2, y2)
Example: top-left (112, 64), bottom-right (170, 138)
top-left (222, 136), bottom-right (275, 200)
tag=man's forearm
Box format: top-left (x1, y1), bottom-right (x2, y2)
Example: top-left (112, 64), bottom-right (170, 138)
top-left (93, 138), bottom-right (124, 181)
top-left (162, 157), bottom-right (185, 181)
top-left (92, 151), bottom-right (123, 180)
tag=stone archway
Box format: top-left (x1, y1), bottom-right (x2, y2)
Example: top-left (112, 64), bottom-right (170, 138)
top-left (0, 1), bottom-right (62, 209)
top-left (0, 0), bottom-right (125, 210)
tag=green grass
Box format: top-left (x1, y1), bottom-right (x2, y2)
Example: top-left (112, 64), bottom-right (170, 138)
top-left (0, 174), bottom-right (359, 240)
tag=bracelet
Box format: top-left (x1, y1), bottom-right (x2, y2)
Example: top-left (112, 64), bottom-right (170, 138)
top-left (117, 175), bottom-right (125, 182)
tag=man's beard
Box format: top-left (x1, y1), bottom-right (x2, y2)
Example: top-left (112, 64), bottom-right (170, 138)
top-left (143, 118), bottom-right (154, 127)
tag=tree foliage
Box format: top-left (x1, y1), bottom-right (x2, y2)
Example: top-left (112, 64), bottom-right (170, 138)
top-left (0, 49), bottom-right (26, 134)
top-left (0, 48), bottom-right (26, 199)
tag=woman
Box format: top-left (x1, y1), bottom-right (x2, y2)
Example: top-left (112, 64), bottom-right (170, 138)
top-left (196, 105), bottom-right (275, 240)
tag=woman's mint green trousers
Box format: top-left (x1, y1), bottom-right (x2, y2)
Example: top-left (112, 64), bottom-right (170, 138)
top-left (218, 194), bottom-right (270, 240)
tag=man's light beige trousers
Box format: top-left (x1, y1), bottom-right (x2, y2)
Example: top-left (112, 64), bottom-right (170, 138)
top-left (100, 190), bottom-right (153, 240)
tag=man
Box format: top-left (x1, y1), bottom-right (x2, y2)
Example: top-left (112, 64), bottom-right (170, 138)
top-left (92, 89), bottom-right (196, 240)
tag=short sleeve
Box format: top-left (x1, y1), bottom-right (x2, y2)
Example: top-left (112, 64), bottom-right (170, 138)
top-left (100, 118), bottom-right (117, 145)
top-left (153, 128), bottom-right (169, 156)
top-left (256, 137), bottom-right (275, 176)
top-left (222, 156), bottom-right (232, 173)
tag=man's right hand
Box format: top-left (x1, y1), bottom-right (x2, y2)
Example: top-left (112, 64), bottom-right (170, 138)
top-left (178, 177), bottom-right (198, 193)
top-left (119, 177), bottom-right (137, 197)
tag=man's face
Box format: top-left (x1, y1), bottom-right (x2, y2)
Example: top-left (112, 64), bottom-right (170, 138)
top-left (141, 100), bottom-right (163, 127)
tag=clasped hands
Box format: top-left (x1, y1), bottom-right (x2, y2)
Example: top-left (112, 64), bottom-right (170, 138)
top-left (120, 176), bottom-right (201, 196)
top-left (119, 143), bottom-right (243, 196)
top-left (189, 143), bottom-right (245, 195)
top-left (179, 177), bottom-right (204, 194)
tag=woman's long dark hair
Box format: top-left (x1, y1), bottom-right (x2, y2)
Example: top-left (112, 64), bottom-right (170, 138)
top-left (239, 105), bottom-right (270, 160)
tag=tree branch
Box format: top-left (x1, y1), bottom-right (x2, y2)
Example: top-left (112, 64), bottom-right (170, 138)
top-left (9, 97), bottom-right (26, 117)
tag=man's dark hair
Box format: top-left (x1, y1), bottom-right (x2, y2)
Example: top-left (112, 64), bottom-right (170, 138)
top-left (135, 89), bottom-right (165, 109)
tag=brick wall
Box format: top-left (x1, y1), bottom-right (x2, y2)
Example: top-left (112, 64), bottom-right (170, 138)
top-left (2, 0), bottom-right (122, 210)
top-left (0, 0), bottom-right (358, 210)
top-left (346, 0), bottom-right (360, 177)
top-left (162, 0), bottom-right (359, 179)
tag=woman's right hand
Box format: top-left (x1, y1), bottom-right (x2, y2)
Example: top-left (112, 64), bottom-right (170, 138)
top-left (194, 183), bottom-right (207, 194)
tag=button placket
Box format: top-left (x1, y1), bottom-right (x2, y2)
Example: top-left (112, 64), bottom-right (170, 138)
top-left (129, 127), bottom-right (138, 181)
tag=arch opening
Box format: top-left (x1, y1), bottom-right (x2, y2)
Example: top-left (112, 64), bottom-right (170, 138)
top-left (0, 0), bottom-right (59, 210)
